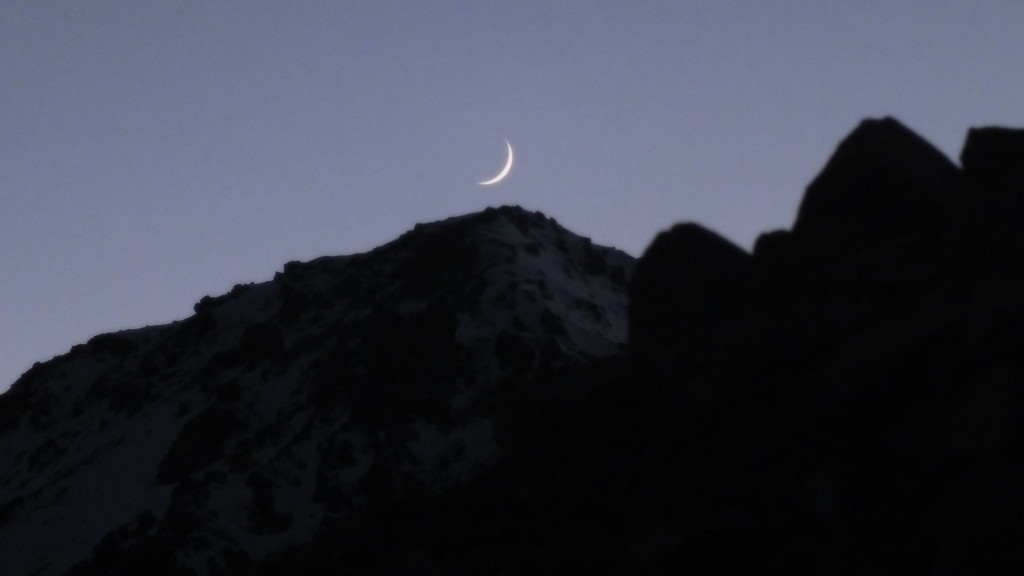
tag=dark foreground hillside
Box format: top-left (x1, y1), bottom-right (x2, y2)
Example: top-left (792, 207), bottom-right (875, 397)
top-left (629, 118), bottom-right (1024, 573)
top-left (3, 118), bottom-right (1024, 574)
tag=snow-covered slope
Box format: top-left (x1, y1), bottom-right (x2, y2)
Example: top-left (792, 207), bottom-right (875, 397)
top-left (0, 206), bottom-right (634, 576)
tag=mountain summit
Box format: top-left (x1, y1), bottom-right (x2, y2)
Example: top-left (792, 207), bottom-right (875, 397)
top-left (5, 119), bottom-right (1024, 574)
top-left (0, 206), bottom-right (633, 575)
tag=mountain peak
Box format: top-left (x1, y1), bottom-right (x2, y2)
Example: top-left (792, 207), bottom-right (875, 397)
top-left (0, 205), bottom-right (634, 576)
top-left (791, 117), bottom-right (966, 261)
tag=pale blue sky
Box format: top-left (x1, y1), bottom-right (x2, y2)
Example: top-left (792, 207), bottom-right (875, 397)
top-left (2, 2), bottom-right (1023, 391)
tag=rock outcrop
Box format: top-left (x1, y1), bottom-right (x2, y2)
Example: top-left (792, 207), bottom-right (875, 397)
top-left (961, 126), bottom-right (1024, 196)
top-left (628, 222), bottom-right (752, 379)
top-left (628, 117), bottom-right (1024, 573)
top-left (792, 117), bottom-right (966, 264)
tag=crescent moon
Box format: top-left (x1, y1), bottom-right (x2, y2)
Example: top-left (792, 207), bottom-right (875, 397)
top-left (477, 140), bottom-right (514, 186)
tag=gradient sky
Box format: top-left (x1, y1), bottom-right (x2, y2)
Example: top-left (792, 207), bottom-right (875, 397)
top-left (2, 2), bottom-right (1023, 391)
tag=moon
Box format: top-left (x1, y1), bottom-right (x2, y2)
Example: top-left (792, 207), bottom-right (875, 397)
top-left (477, 140), bottom-right (514, 186)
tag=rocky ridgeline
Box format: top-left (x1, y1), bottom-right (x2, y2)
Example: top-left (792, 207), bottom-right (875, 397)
top-left (2, 118), bottom-right (1024, 574)
top-left (629, 118), bottom-right (1024, 573)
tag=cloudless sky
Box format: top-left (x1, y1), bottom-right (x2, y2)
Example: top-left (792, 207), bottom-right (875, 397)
top-left (2, 1), bottom-right (1023, 391)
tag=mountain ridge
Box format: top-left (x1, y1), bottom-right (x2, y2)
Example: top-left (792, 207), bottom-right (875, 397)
top-left (5, 118), bottom-right (1024, 573)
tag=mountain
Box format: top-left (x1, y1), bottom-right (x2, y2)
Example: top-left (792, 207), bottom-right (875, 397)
top-left (628, 118), bottom-right (1024, 573)
top-left (4, 118), bottom-right (1024, 574)
top-left (0, 206), bottom-right (634, 575)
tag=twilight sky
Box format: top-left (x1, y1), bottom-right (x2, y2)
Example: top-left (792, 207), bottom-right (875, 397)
top-left (2, 1), bottom-right (1023, 391)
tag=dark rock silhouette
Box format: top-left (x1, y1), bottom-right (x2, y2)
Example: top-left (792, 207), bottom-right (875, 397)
top-left (629, 117), bottom-right (1024, 574)
top-left (629, 222), bottom-right (752, 380)
top-left (792, 117), bottom-right (966, 265)
top-left (3, 118), bottom-right (1024, 574)
top-left (961, 126), bottom-right (1024, 196)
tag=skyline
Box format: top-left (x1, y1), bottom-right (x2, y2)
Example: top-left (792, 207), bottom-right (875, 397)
top-left (3, 2), bottom-right (1024, 391)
